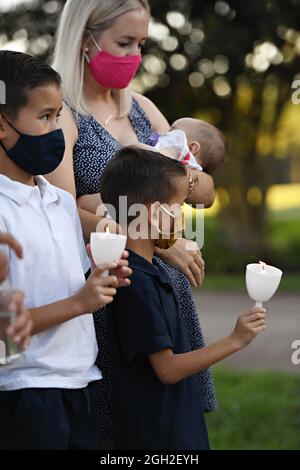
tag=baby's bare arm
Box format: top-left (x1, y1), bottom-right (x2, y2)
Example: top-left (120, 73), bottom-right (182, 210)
top-left (136, 142), bottom-right (180, 159)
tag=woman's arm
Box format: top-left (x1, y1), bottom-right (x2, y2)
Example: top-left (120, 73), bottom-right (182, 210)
top-left (134, 93), bottom-right (215, 207)
top-left (44, 104), bottom-right (113, 242)
top-left (132, 95), bottom-right (210, 285)
top-left (77, 194), bottom-right (101, 215)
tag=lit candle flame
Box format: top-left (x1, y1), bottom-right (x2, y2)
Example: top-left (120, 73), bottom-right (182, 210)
top-left (106, 225), bottom-right (110, 234)
top-left (259, 261), bottom-right (267, 270)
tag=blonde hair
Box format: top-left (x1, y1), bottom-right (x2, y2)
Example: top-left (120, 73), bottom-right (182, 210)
top-left (52, 0), bottom-right (150, 117)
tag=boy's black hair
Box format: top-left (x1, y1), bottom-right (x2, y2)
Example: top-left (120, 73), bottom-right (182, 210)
top-left (0, 50), bottom-right (61, 120)
top-left (100, 146), bottom-right (187, 223)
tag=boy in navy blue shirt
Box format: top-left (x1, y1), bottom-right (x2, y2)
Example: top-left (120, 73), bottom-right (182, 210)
top-left (101, 146), bottom-right (267, 450)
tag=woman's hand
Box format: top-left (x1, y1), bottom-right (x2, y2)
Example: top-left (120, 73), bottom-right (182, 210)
top-left (154, 239), bottom-right (205, 287)
top-left (0, 233), bottom-right (23, 283)
top-left (77, 194), bottom-right (101, 215)
top-left (6, 291), bottom-right (32, 350)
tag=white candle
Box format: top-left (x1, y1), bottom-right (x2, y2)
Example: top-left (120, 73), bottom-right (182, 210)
top-left (259, 261), bottom-right (267, 275)
top-left (90, 229), bottom-right (127, 277)
top-left (246, 262), bottom-right (283, 308)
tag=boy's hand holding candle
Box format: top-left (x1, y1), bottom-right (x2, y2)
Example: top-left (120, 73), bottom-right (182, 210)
top-left (87, 244), bottom-right (132, 288)
top-left (77, 231), bottom-right (132, 313)
top-left (75, 253), bottom-right (132, 312)
top-left (229, 307), bottom-right (267, 351)
top-left (89, 226), bottom-right (131, 283)
top-left (74, 262), bottom-right (120, 313)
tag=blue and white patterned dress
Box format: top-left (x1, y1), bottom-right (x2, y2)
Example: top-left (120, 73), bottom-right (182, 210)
top-left (71, 98), bottom-right (217, 439)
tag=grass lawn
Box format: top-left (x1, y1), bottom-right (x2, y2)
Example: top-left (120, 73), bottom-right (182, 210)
top-left (206, 367), bottom-right (300, 450)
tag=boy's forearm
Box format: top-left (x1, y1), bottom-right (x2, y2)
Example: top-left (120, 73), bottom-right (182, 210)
top-left (166, 336), bottom-right (240, 384)
top-left (29, 294), bottom-right (87, 335)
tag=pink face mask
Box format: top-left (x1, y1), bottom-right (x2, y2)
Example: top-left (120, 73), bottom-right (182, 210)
top-left (86, 34), bottom-right (142, 89)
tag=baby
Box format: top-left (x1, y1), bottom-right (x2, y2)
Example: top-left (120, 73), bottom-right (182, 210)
top-left (77, 118), bottom-right (226, 216)
top-left (152, 117), bottom-right (227, 175)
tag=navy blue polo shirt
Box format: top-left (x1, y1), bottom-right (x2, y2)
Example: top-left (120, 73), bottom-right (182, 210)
top-left (108, 250), bottom-right (209, 450)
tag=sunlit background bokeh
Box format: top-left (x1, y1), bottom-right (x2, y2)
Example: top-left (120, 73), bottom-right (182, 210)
top-left (0, 0), bottom-right (300, 450)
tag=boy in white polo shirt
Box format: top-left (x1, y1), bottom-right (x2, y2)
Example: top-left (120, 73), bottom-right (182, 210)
top-left (0, 50), bottom-right (131, 450)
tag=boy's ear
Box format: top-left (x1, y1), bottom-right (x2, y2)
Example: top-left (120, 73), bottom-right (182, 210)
top-left (189, 141), bottom-right (201, 156)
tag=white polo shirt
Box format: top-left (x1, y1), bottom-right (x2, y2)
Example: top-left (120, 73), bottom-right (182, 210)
top-left (0, 175), bottom-right (101, 390)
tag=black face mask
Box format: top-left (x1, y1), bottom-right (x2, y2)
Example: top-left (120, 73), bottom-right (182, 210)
top-left (0, 118), bottom-right (65, 176)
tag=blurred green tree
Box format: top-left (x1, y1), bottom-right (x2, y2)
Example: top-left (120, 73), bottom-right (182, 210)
top-left (1, 0), bottom-right (300, 263)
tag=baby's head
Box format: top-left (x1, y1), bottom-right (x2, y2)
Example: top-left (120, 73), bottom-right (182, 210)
top-left (171, 118), bottom-right (226, 174)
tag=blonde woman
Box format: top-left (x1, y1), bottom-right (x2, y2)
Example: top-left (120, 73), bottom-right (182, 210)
top-left (48, 0), bottom-right (217, 444)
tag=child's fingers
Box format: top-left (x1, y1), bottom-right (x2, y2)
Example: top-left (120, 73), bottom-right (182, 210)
top-left (8, 290), bottom-right (25, 312)
top-left (244, 308), bottom-right (266, 317)
top-left (99, 275), bottom-right (119, 287)
top-left (11, 311), bottom-right (27, 332)
top-left (112, 266), bottom-right (132, 279)
top-left (249, 319), bottom-right (266, 329)
top-left (117, 278), bottom-right (131, 288)
top-left (0, 233), bottom-right (23, 259)
top-left (114, 260), bottom-right (129, 271)
top-left (101, 287), bottom-right (117, 297)
top-left (115, 258), bottom-right (129, 267)
top-left (23, 336), bottom-right (31, 350)
top-left (7, 309), bottom-right (31, 343)
top-left (93, 262), bottom-right (118, 275)
top-left (121, 250), bottom-right (129, 259)
top-left (252, 325), bottom-right (267, 334)
top-left (100, 295), bottom-right (115, 305)
top-left (17, 320), bottom-right (32, 348)
top-left (246, 312), bottom-right (267, 323)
